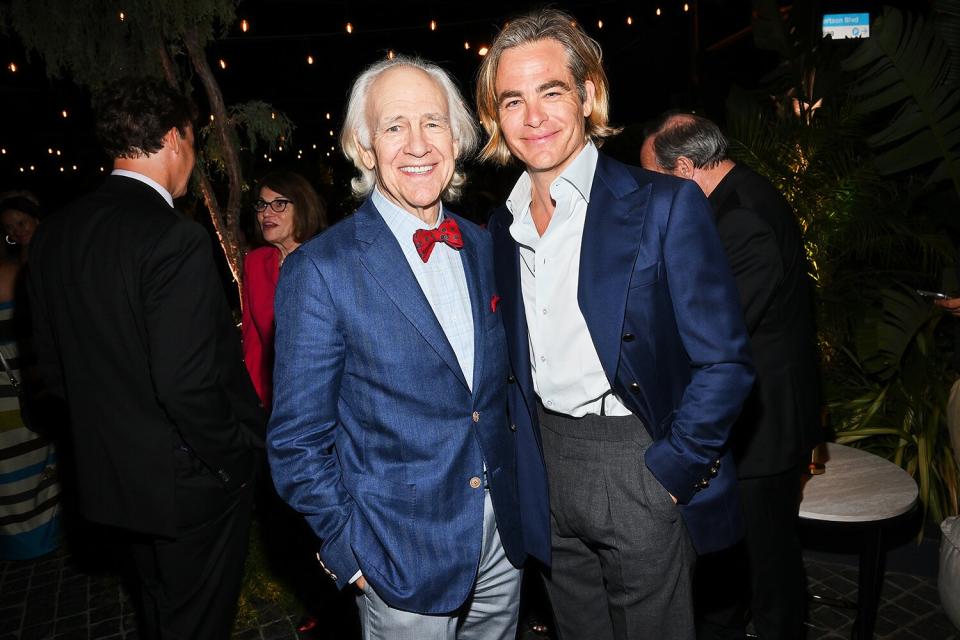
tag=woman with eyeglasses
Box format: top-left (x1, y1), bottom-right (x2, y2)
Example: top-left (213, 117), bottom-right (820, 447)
top-left (242, 171), bottom-right (327, 410)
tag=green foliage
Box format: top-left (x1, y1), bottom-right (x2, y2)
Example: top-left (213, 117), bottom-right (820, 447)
top-left (842, 5), bottom-right (960, 195)
top-left (3, 0), bottom-right (237, 91)
top-left (199, 102), bottom-right (295, 181)
top-left (729, 3), bottom-right (960, 531)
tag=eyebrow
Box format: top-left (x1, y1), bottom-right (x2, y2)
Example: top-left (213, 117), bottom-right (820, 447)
top-left (496, 80), bottom-right (572, 103)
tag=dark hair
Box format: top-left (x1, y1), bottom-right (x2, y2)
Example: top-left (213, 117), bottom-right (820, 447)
top-left (644, 111), bottom-right (728, 171)
top-left (0, 196), bottom-right (41, 220)
top-left (256, 171), bottom-right (328, 244)
top-left (95, 77), bottom-right (197, 160)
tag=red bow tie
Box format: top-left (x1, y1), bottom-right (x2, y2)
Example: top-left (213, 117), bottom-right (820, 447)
top-left (413, 218), bottom-right (464, 262)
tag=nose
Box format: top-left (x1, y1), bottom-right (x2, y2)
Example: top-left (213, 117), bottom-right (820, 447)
top-left (404, 126), bottom-right (430, 157)
top-left (524, 100), bottom-right (547, 128)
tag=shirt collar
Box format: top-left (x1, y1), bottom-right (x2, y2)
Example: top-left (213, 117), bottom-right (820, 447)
top-left (372, 187), bottom-right (445, 246)
top-left (111, 169), bottom-right (174, 208)
top-left (505, 141), bottom-right (598, 223)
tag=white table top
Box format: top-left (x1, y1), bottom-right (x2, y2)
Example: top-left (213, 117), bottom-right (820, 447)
top-left (798, 442), bottom-right (919, 523)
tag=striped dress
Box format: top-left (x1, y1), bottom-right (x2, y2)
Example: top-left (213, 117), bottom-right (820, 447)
top-left (0, 299), bottom-right (60, 560)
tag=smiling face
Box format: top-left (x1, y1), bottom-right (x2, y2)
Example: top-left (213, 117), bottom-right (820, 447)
top-left (357, 65), bottom-right (456, 223)
top-left (256, 186), bottom-right (298, 252)
top-left (494, 39), bottom-right (595, 184)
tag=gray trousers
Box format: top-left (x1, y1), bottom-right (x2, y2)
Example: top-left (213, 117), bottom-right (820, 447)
top-left (538, 405), bottom-right (696, 640)
top-left (355, 490), bottom-right (522, 640)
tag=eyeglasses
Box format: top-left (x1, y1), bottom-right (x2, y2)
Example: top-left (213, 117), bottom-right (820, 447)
top-left (253, 198), bottom-right (292, 213)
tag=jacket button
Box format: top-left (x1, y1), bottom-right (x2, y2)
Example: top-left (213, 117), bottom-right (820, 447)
top-left (510, 424), bottom-right (518, 432)
top-left (622, 333), bottom-right (635, 342)
top-left (507, 374), bottom-right (516, 384)
top-left (469, 476), bottom-right (482, 489)
top-left (472, 411), bottom-right (480, 423)
top-left (629, 382), bottom-right (641, 394)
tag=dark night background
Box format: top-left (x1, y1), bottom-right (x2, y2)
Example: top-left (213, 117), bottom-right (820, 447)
top-left (0, 0), bottom-right (924, 221)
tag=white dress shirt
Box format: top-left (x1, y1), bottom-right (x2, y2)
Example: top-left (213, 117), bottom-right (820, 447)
top-left (506, 142), bottom-right (630, 417)
top-left (373, 188), bottom-right (475, 390)
top-left (111, 169), bottom-right (174, 208)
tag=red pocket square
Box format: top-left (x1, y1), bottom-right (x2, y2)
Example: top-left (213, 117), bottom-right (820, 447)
top-left (490, 295), bottom-right (501, 312)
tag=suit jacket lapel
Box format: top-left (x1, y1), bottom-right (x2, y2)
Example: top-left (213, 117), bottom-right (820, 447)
top-left (578, 154), bottom-right (651, 380)
top-left (490, 208), bottom-right (536, 415)
top-left (355, 200), bottom-right (470, 391)
top-left (455, 215), bottom-right (485, 393)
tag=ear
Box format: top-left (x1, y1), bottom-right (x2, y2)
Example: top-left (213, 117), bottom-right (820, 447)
top-left (164, 127), bottom-right (184, 154)
top-left (581, 79), bottom-right (596, 118)
top-left (675, 156), bottom-right (695, 179)
top-left (354, 131), bottom-right (377, 171)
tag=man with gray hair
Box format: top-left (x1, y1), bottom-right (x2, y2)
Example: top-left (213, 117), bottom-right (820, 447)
top-left (642, 112), bottom-right (822, 639)
top-left (267, 55), bottom-right (538, 640)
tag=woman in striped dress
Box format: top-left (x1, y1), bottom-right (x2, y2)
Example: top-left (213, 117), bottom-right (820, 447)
top-left (0, 197), bottom-right (60, 560)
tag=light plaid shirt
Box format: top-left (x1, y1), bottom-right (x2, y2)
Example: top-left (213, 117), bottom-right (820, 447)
top-left (372, 188), bottom-right (475, 390)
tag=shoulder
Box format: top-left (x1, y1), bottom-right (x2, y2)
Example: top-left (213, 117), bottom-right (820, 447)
top-left (595, 152), bottom-right (696, 202)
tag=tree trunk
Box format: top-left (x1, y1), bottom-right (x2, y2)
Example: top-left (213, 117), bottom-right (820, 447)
top-left (182, 27), bottom-right (246, 293)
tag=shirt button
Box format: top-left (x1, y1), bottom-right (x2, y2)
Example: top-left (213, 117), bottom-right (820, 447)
top-left (546, 400), bottom-right (554, 407)
top-left (510, 424), bottom-right (518, 432)
top-left (472, 411), bottom-right (480, 423)
top-left (469, 476), bottom-right (482, 489)
top-left (540, 355), bottom-right (546, 362)
top-left (542, 308), bottom-right (548, 315)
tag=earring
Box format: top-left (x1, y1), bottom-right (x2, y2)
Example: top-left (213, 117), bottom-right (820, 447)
top-left (4, 235), bottom-right (14, 246)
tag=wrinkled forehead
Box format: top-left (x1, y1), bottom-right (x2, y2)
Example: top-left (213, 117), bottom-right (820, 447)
top-left (367, 66), bottom-right (449, 126)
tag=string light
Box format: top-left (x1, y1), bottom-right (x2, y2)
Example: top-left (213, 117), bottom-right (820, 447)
top-left (387, 50), bottom-right (395, 60)
top-left (683, 3), bottom-right (689, 11)
top-left (627, 16), bottom-right (633, 25)
top-left (0, 148), bottom-right (5, 155)
top-left (7, 63), bottom-right (16, 73)
top-left (464, 41), bottom-right (470, 50)
top-left (48, 148), bottom-right (53, 155)
top-left (312, 143), bottom-right (318, 149)
top-left (271, 112), bottom-right (276, 120)
top-left (209, 114), bottom-right (215, 121)
top-left (100, 167), bottom-right (105, 172)
top-left (478, 46), bottom-right (489, 56)
top-left (72, 165), bottom-right (77, 170)
top-left (119, 11), bottom-right (125, 22)
top-left (61, 110), bottom-right (68, 118)
top-left (597, 20), bottom-right (604, 29)
top-left (29, 165), bottom-right (34, 171)
top-left (326, 152), bottom-right (330, 157)
top-left (240, 19), bottom-right (249, 32)
top-left (307, 54), bottom-right (314, 65)
top-left (56, 150), bottom-right (61, 156)
top-left (429, 19), bottom-right (437, 31)
top-left (278, 145), bottom-right (284, 151)
top-left (656, 7), bottom-right (662, 16)
top-left (346, 22), bottom-right (353, 34)
top-left (218, 59), bottom-right (227, 70)
top-left (19, 167), bottom-right (24, 173)
top-left (325, 113), bottom-right (331, 120)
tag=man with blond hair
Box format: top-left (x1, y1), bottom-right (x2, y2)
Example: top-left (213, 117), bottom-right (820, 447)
top-left (268, 56), bottom-right (538, 640)
top-left (477, 9), bottom-right (755, 639)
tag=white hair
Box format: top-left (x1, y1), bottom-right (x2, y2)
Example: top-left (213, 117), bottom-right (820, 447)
top-left (340, 55), bottom-right (478, 200)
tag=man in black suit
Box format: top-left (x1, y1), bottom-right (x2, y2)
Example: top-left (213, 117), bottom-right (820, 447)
top-left (643, 113), bottom-right (822, 639)
top-left (28, 78), bottom-right (264, 639)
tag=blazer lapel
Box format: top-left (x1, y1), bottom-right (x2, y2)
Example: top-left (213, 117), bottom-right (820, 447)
top-left (454, 214), bottom-right (485, 393)
top-left (577, 154), bottom-right (652, 380)
top-left (490, 208), bottom-right (536, 416)
top-left (355, 200), bottom-right (469, 391)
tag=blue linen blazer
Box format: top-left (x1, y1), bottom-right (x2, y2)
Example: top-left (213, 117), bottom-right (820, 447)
top-left (267, 198), bottom-right (529, 614)
top-left (488, 153), bottom-right (756, 557)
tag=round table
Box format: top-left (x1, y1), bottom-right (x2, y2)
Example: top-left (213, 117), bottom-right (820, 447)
top-left (799, 442), bottom-right (919, 639)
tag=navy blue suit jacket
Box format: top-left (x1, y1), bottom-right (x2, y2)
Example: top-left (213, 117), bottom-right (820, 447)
top-left (488, 153), bottom-right (755, 556)
top-left (267, 199), bottom-right (530, 614)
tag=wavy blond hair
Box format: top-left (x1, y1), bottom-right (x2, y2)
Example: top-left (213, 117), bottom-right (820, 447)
top-left (475, 8), bottom-right (622, 166)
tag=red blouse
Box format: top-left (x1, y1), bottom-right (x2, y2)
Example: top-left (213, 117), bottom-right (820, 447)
top-left (241, 246), bottom-right (280, 409)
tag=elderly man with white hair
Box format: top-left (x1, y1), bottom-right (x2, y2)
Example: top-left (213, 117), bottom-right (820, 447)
top-left (266, 55), bottom-right (541, 640)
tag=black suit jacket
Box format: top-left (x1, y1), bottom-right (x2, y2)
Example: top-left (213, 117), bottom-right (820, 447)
top-left (29, 175), bottom-right (264, 537)
top-left (708, 164), bottom-right (822, 478)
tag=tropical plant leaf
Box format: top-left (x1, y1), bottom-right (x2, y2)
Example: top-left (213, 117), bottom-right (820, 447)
top-left (842, 7), bottom-right (960, 194)
top-left (853, 284), bottom-right (937, 380)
